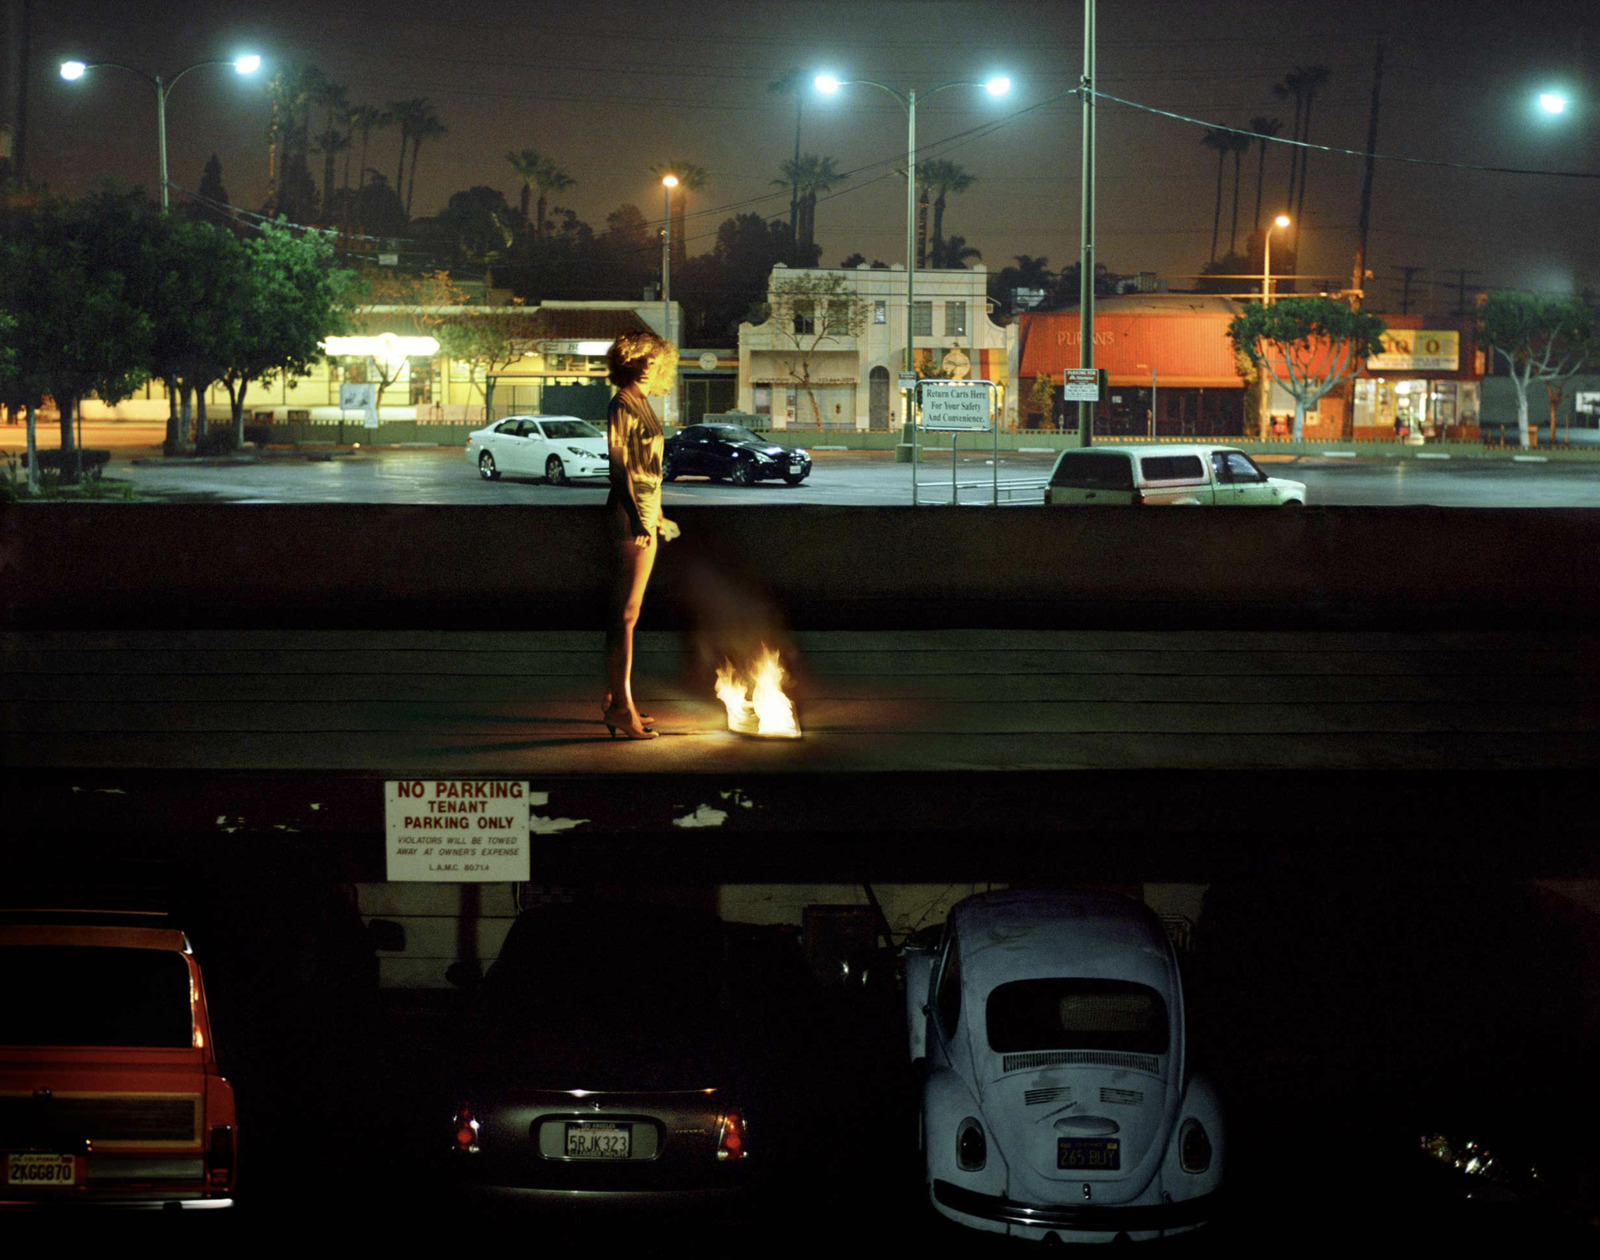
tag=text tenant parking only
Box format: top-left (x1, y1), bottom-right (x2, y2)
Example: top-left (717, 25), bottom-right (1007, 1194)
top-left (913, 379), bottom-right (1000, 506)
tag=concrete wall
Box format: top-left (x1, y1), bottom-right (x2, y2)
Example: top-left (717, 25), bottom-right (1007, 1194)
top-left (8, 503), bottom-right (1600, 633)
top-left (1483, 374), bottom-right (1600, 444)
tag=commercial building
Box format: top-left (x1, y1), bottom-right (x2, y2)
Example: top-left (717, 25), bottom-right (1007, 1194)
top-left (738, 263), bottom-right (1016, 431)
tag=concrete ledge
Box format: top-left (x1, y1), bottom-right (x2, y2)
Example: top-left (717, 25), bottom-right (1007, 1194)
top-left (5, 504), bottom-right (1600, 632)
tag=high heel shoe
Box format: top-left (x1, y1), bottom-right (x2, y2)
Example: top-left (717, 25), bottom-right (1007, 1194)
top-left (601, 702), bottom-right (652, 727)
top-left (602, 707), bottom-right (658, 740)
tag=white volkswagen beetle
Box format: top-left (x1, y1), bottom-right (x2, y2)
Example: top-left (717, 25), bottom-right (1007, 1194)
top-left (911, 889), bottom-right (1223, 1242)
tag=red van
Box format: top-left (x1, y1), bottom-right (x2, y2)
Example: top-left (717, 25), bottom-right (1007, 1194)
top-left (0, 915), bottom-right (237, 1209)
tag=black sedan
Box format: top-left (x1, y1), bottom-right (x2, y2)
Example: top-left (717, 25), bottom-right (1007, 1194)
top-left (663, 423), bottom-right (812, 486)
top-left (441, 902), bottom-right (821, 1213)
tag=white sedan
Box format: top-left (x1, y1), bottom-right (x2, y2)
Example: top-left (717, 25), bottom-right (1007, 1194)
top-left (466, 415), bottom-right (610, 485)
top-left (911, 889), bottom-right (1223, 1242)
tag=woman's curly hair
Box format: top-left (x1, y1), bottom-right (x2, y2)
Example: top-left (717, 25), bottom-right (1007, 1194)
top-left (606, 330), bottom-right (677, 387)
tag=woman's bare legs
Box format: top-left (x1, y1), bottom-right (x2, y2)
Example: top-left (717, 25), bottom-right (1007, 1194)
top-left (604, 536), bottom-right (657, 733)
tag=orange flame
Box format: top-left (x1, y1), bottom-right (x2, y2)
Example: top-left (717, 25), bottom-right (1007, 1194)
top-left (714, 646), bottom-right (801, 738)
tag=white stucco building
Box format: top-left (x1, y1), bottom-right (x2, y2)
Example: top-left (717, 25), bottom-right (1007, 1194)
top-left (738, 263), bottom-right (1017, 431)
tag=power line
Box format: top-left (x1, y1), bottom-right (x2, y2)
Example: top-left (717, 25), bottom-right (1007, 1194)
top-left (1090, 88), bottom-right (1600, 180)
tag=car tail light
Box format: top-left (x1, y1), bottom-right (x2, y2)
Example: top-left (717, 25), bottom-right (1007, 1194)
top-left (956, 1117), bottom-right (987, 1171)
top-left (452, 1103), bottom-right (480, 1154)
top-left (1179, 1118), bottom-right (1212, 1173)
top-left (717, 1110), bottom-right (748, 1161)
top-left (207, 1124), bottom-right (235, 1190)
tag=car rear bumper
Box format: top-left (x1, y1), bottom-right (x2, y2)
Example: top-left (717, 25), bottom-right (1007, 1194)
top-left (933, 1178), bottom-right (1216, 1232)
top-left (459, 1183), bottom-right (744, 1212)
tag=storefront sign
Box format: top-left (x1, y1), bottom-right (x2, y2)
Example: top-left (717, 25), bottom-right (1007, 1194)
top-left (385, 780), bottom-right (530, 882)
top-left (1576, 393), bottom-right (1600, 416)
top-left (1368, 330), bottom-right (1459, 372)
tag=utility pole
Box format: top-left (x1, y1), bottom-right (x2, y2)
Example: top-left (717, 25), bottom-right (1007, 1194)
top-left (1351, 42), bottom-right (1384, 303)
top-left (1392, 265), bottom-right (1426, 314)
top-left (1437, 268), bottom-right (1482, 318)
top-left (1076, 0), bottom-right (1097, 448)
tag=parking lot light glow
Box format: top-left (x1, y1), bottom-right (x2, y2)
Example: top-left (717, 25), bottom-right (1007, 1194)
top-left (234, 54), bottom-right (261, 75)
top-left (60, 60), bottom-right (87, 80)
top-left (814, 74), bottom-right (841, 95)
top-left (985, 76), bottom-right (1011, 97)
top-left (1538, 91), bottom-right (1568, 115)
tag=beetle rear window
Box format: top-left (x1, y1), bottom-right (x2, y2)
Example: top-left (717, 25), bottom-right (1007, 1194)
top-left (1139, 454), bottom-right (1205, 483)
top-left (987, 979), bottom-right (1168, 1054)
top-left (1049, 453), bottom-right (1134, 490)
top-left (0, 947), bottom-right (193, 1048)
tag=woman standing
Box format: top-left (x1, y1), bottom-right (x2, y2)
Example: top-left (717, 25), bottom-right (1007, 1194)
top-left (602, 331), bottom-right (679, 740)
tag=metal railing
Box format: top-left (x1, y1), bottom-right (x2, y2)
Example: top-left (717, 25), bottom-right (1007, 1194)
top-left (920, 476), bottom-right (1048, 506)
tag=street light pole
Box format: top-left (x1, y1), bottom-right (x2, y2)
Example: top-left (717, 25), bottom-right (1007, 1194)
top-left (814, 72), bottom-right (1010, 474)
top-left (661, 173), bottom-right (678, 424)
top-left (59, 54), bottom-right (261, 210)
top-left (1260, 213), bottom-right (1290, 436)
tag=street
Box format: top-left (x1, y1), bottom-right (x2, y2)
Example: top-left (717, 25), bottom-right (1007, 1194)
top-left (9, 420), bottom-right (1600, 506)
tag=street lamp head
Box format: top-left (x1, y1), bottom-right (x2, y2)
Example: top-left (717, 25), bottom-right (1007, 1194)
top-left (814, 74), bottom-right (841, 95)
top-left (234, 54), bottom-right (262, 75)
top-left (984, 76), bottom-right (1012, 97)
top-left (60, 60), bottom-right (87, 81)
top-left (1273, 214), bottom-right (1291, 229)
top-left (1538, 91), bottom-right (1568, 115)
top-left (661, 174), bottom-right (679, 188)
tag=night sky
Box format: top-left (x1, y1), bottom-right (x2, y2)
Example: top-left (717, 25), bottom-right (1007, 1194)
top-left (19, 0), bottom-right (1600, 304)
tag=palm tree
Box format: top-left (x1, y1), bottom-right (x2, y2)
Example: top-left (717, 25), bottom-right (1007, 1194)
top-left (403, 103), bottom-right (446, 218)
top-left (771, 154), bottom-right (846, 253)
top-left (1290, 65), bottom-right (1330, 254)
top-left (1248, 116), bottom-right (1282, 231)
top-left (918, 159), bottom-right (975, 268)
top-left (387, 99), bottom-right (429, 201)
top-left (1273, 71), bottom-right (1306, 212)
top-left (1201, 129), bottom-right (1232, 262)
top-left (767, 67), bottom-right (806, 245)
top-left (649, 160), bottom-right (709, 271)
top-left (941, 234), bottom-right (981, 268)
top-left (531, 159), bottom-right (575, 239)
top-left (1227, 131), bottom-right (1252, 256)
top-left (312, 127), bottom-right (350, 222)
top-left (506, 149), bottom-right (543, 228)
top-left (310, 77), bottom-right (348, 221)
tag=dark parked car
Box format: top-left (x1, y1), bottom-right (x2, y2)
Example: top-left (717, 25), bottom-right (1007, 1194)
top-left (663, 424), bottom-right (812, 486)
top-left (443, 902), bottom-right (813, 1211)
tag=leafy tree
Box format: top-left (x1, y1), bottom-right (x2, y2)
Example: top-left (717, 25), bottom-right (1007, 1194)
top-left (7, 190), bottom-right (156, 472)
top-left (434, 306), bottom-right (542, 423)
top-left (1228, 297), bottom-right (1386, 440)
top-left (429, 186), bottom-right (516, 263)
top-left (192, 154), bottom-right (233, 230)
top-left (678, 213), bottom-right (807, 345)
top-left (1197, 252), bottom-right (1250, 296)
top-left (148, 216), bottom-right (250, 453)
top-left (218, 220), bottom-right (359, 442)
top-left (1025, 372), bottom-right (1056, 428)
top-left (759, 272), bottom-right (870, 426)
top-left (351, 173), bottom-right (407, 240)
top-left (1477, 293), bottom-right (1599, 447)
top-left (352, 268), bottom-right (462, 410)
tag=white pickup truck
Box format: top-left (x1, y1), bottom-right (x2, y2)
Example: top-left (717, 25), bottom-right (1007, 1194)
top-left (1044, 445), bottom-right (1307, 507)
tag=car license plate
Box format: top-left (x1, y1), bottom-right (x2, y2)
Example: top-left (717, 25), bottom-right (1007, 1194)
top-left (789, 463), bottom-right (801, 473)
top-left (1057, 1138), bottom-right (1120, 1170)
top-left (565, 1124), bottom-right (630, 1159)
top-left (6, 1154), bottom-right (83, 1187)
